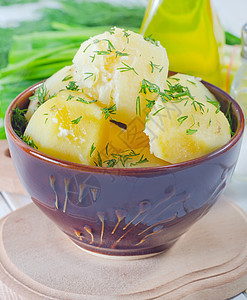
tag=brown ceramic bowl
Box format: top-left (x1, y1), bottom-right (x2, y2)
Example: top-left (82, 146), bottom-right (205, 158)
top-left (5, 79), bottom-right (244, 258)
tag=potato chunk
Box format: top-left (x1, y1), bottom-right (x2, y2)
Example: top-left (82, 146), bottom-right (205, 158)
top-left (144, 75), bottom-right (231, 163)
top-left (24, 90), bottom-right (108, 165)
top-left (26, 65), bottom-right (74, 121)
top-left (72, 27), bottom-right (169, 126)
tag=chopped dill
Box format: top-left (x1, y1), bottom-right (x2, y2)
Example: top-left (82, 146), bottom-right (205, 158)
top-left (186, 129), bottom-right (198, 135)
top-left (150, 61), bottom-right (162, 73)
top-left (11, 107), bottom-right (27, 137)
top-left (62, 75), bottom-right (72, 82)
top-left (84, 72), bottom-right (96, 81)
top-left (101, 104), bottom-right (117, 120)
top-left (66, 94), bottom-right (74, 101)
top-left (90, 143), bottom-right (96, 157)
top-left (21, 135), bottom-right (38, 149)
top-left (29, 83), bottom-right (48, 107)
top-left (117, 62), bottom-right (138, 75)
top-left (136, 96), bottom-right (141, 116)
top-left (130, 154), bottom-right (148, 166)
top-left (71, 116), bottom-right (82, 125)
top-left (66, 81), bottom-right (79, 91)
top-left (206, 96), bottom-right (221, 114)
top-left (144, 35), bottom-right (159, 46)
top-left (177, 116), bottom-right (188, 126)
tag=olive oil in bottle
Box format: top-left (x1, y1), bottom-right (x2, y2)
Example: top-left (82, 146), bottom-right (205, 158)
top-left (141, 0), bottom-right (225, 87)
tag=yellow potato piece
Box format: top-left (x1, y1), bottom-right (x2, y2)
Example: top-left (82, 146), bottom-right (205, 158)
top-left (24, 90), bottom-right (109, 165)
top-left (72, 27), bottom-right (169, 126)
top-left (26, 65), bottom-right (75, 121)
top-left (145, 77), bottom-right (231, 163)
top-left (167, 73), bottom-right (217, 103)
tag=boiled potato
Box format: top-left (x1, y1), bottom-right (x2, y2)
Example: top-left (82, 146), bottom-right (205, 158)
top-left (144, 75), bottom-right (231, 163)
top-left (167, 73), bottom-right (217, 103)
top-left (26, 65), bottom-right (74, 121)
top-left (24, 90), bottom-right (109, 165)
top-left (72, 27), bottom-right (169, 126)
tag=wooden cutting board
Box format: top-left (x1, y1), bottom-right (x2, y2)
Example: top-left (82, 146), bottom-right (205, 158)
top-left (0, 198), bottom-right (247, 299)
top-left (0, 140), bottom-right (27, 195)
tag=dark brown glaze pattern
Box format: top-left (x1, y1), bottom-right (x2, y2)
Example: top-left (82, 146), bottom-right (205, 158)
top-left (5, 79), bottom-right (245, 257)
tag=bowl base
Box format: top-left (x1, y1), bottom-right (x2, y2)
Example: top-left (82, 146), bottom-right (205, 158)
top-left (71, 240), bottom-right (164, 260)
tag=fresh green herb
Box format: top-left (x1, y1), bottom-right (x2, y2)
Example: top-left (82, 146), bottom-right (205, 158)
top-left (90, 143), bottom-right (96, 157)
top-left (90, 54), bottom-right (96, 62)
top-left (191, 100), bottom-right (205, 112)
top-left (103, 39), bottom-right (115, 52)
top-left (105, 143), bottom-right (109, 155)
top-left (153, 106), bottom-right (166, 116)
top-left (77, 97), bottom-right (97, 104)
top-left (21, 135), bottom-right (38, 149)
top-left (117, 62), bottom-right (138, 75)
top-left (150, 61), bottom-right (162, 73)
top-left (144, 35), bottom-right (159, 46)
top-left (66, 94), bottom-right (74, 101)
top-left (170, 78), bottom-right (180, 81)
top-left (76, 97), bottom-right (89, 104)
top-left (130, 154), bottom-right (148, 166)
top-left (177, 116), bottom-right (188, 126)
top-left (62, 75), bottom-right (72, 82)
top-left (206, 96), bottom-right (221, 114)
top-left (136, 96), bottom-right (141, 116)
top-left (140, 79), bottom-right (160, 94)
top-left (101, 104), bottom-right (117, 120)
top-left (111, 149), bottom-right (139, 167)
top-left (94, 50), bottom-right (111, 55)
top-left (145, 99), bottom-right (155, 111)
top-left (123, 30), bottom-right (130, 43)
top-left (226, 102), bottom-right (234, 136)
top-left (186, 129), bottom-right (198, 135)
top-left (71, 116), bottom-right (82, 124)
top-left (29, 83), bottom-right (48, 107)
top-left (11, 107), bottom-right (28, 137)
top-left (66, 81), bottom-right (79, 91)
top-left (94, 151), bottom-right (102, 167)
top-left (209, 119), bottom-right (212, 127)
top-left (84, 72), bottom-right (95, 81)
top-left (45, 118), bottom-right (48, 124)
top-left (104, 158), bottom-right (118, 168)
top-left (115, 51), bottom-right (129, 57)
top-left (187, 79), bottom-right (196, 85)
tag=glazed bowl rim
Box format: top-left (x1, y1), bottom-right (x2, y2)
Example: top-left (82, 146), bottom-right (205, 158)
top-left (5, 80), bottom-right (245, 175)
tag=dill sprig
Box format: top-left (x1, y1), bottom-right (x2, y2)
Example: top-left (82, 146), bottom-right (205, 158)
top-left (144, 35), bottom-right (159, 46)
top-left (21, 135), bottom-right (38, 149)
top-left (84, 72), bottom-right (96, 81)
top-left (62, 75), bottom-right (72, 82)
top-left (101, 104), bottom-right (117, 120)
top-left (71, 116), bottom-right (82, 124)
top-left (150, 61), bottom-right (163, 73)
top-left (76, 97), bottom-right (97, 104)
top-left (206, 96), bottom-right (221, 114)
top-left (66, 81), bottom-right (79, 91)
top-left (29, 83), bottom-right (48, 107)
top-left (130, 154), bottom-right (148, 166)
top-left (117, 62), bottom-right (138, 75)
top-left (186, 129), bottom-right (198, 135)
top-left (11, 107), bottom-right (28, 137)
top-left (177, 116), bottom-right (188, 126)
top-left (136, 96), bottom-right (141, 116)
top-left (90, 143), bottom-right (96, 157)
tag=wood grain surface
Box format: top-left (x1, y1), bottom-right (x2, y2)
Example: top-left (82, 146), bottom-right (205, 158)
top-left (0, 140), bottom-right (26, 195)
top-left (0, 198), bottom-right (247, 299)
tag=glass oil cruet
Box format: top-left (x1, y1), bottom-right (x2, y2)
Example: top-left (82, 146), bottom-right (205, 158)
top-left (140, 0), bottom-right (225, 87)
top-left (230, 23), bottom-right (247, 182)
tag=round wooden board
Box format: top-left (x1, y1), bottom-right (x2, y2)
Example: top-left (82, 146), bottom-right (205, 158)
top-left (0, 197), bottom-right (247, 300)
